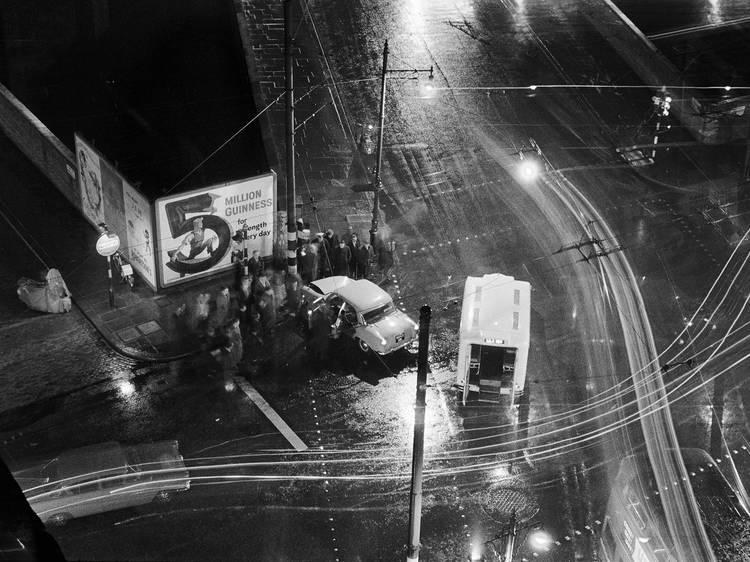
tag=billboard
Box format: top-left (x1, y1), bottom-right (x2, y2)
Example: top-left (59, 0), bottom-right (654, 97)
top-left (74, 134), bottom-right (157, 290)
top-left (155, 173), bottom-right (276, 288)
top-left (123, 182), bottom-right (156, 286)
top-left (75, 137), bottom-right (105, 227)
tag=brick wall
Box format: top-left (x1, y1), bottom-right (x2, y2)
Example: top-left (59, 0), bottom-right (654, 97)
top-left (0, 82), bottom-right (79, 208)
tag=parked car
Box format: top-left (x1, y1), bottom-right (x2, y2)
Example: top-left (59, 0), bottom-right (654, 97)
top-left (12, 440), bottom-right (190, 526)
top-left (300, 276), bottom-right (419, 354)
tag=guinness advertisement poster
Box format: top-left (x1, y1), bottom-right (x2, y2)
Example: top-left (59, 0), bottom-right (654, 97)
top-left (154, 173), bottom-right (276, 288)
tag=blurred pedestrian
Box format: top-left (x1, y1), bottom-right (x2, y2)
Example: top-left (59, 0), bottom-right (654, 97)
top-left (270, 269), bottom-right (286, 312)
top-left (247, 250), bottom-right (264, 279)
top-left (247, 310), bottom-right (262, 341)
top-left (230, 232), bottom-right (244, 264)
top-left (252, 272), bottom-right (272, 301)
top-left (244, 315), bottom-right (264, 374)
top-left (348, 233), bottom-right (361, 278)
top-left (308, 307), bottom-right (331, 363)
top-left (209, 285), bottom-right (231, 334)
top-left (356, 239), bottom-right (375, 280)
top-left (237, 275), bottom-right (253, 328)
top-left (333, 240), bottom-right (351, 277)
top-left (225, 317), bottom-right (244, 369)
top-left (189, 292), bottom-right (211, 335)
top-left (378, 239), bottom-right (395, 282)
top-left (285, 271), bottom-right (303, 318)
top-left (300, 242), bottom-right (319, 284)
top-left (257, 287), bottom-right (277, 331)
top-left (320, 230), bottom-right (336, 277)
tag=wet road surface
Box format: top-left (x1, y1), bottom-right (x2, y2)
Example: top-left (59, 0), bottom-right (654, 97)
top-left (3, 0), bottom-right (750, 560)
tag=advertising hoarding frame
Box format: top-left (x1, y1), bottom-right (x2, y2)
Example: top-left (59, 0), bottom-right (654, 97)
top-left (74, 133), bottom-right (158, 291)
top-left (154, 171), bottom-right (277, 289)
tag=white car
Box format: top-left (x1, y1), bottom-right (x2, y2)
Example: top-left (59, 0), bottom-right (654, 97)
top-left (301, 276), bottom-right (419, 354)
top-left (13, 440), bottom-right (190, 526)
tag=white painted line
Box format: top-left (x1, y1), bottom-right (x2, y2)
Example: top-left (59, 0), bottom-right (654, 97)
top-left (233, 377), bottom-right (308, 451)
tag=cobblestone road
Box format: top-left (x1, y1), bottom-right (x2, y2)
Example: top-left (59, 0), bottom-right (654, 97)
top-left (0, 132), bottom-right (134, 417)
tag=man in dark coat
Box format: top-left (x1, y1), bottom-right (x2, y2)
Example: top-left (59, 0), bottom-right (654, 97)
top-left (252, 272), bottom-right (272, 301)
top-left (320, 231), bottom-right (334, 278)
top-left (300, 243), bottom-right (318, 284)
top-left (356, 240), bottom-right (375, 280)
top-left (247, 250), bottom-right (264, 279)
top-left (348, 233), bottom-right (361, 278)
top-left (333, 240), bottom-right (351, 277)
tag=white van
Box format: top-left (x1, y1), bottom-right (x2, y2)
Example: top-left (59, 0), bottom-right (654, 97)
top-left (456, 273), bottom-right (531, 404)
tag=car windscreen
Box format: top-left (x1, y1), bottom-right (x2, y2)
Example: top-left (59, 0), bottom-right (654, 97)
top-left (362, 302), bottom-right (395, 324)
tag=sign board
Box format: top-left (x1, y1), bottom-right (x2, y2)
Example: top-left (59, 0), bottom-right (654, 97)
top-left (74, 134), bottom-right (157, 290)
top-left (96, 233), bottom-right (121, 257)
top-left (155, 172), bottom-right (276, 288)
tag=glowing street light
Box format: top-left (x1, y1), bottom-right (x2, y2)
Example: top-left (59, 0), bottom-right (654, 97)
top-left (518, 157), bottom-right (541, 182)
top-left (514, 138), bottom-right (545, 183)
top-left (528, 529), bottom-right (554, 553)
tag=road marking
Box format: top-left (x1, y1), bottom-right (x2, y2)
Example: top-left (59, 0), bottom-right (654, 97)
top-left (233, 377), bottom-right (308, 451)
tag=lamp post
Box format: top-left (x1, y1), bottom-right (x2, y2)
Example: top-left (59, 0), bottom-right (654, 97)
top-left (367, 40), bottom-right (434, 248)
top-left (95, 223), bottom-right (120, 308)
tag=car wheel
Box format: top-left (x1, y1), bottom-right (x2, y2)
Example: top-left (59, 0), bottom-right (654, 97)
top-left (357, 339), bottom-right (371, 353)
top-left (154, 490), bottom-right (172, 503)
top-left (48, 512), bottom-right (72, 527)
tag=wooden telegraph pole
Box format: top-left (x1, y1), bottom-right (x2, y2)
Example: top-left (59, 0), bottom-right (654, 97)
top-left (284, 0), bottom-right (297, 274)
top-left (407, 305), bottom-right (431, 561)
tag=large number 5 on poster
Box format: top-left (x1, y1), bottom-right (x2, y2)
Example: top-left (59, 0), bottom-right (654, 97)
top-left (164, 193), bottom-right (232, 275)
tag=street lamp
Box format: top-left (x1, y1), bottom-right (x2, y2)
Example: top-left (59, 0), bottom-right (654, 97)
top-left (95, 223), bottom-right (120, 308)
top-left (365, 40), bottom-right (434, 248)
top-left (517, 157), bottom-right (541, 182)
top-left (515, 139), bottom-right (544, 183)
top-left (528, 529), bottom-right (554, 553)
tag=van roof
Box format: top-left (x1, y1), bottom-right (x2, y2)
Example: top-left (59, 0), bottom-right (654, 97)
top-left (459, 273), bottom-right (530, 343)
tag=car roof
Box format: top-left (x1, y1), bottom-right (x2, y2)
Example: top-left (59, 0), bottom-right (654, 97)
top-left (335, 279), bottom-right (392, 311)
top-left (311, 277), bottom-right (392, 311)
top-left (309, 276), bottom-right (353, 295)
top-left (56, 441), bottom-right (128, 480)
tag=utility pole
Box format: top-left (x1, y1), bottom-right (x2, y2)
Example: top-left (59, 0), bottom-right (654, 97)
top-left (407, 305), bottom-right (431, 561)
top-left (370, 40), bottom-right (389, 248)
top-left (651, 92), bottom-right (671, 159)
top-left (284, 0), bottom-right (297, 274)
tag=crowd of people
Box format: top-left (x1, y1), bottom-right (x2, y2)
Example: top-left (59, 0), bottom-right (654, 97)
top-left (174, 223), bottom-right (397, 376)
top-left (294, 220), bottom-right (395, 283)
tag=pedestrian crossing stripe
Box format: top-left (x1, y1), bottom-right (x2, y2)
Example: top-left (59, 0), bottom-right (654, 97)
top-left (233, 377), bottom-right (308, 451)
